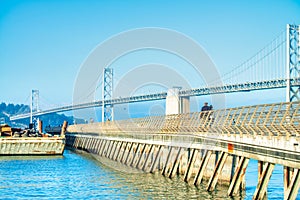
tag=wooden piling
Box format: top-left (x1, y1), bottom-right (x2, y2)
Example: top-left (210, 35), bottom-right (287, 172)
top-left (60, 121), bottom-right (68, 137)
top-left (284, 168), bottom-right (300, 200)
top-left (227, 157), bottom-right (249, 196)
top-left (150, 145), bottom-right (163, 173)
top-left (207, 151), bottom-right (228, 191)
top-left (284, 166), bottom-right (291, 193)
top-left (124, 142), bottom-right (134, 165)
top-left (169, 147), bottom-right (183, 178)
top-left (252, 162), bottom-right (274, 200)
top-left (135, 144), bottom-right (147, 169)
top-left (130, 143), bottom-right (141, 167)
top-left (108, 141), bottom-right (116, 158)
top-left (194, 150), bottom-right (212, 186)
top-left (115, 142), bottom-right (125, 161)
top-left (100, 140), bottom-right (108, 156)
top-left (120, 142), bottom-right (129, 163)
top-left (38, 120), bottom-right (43, 134)
top-left (112, 141), bottom-right (121, 160)
top-left (162, 146), bottom-right (173, 176)
top-left (184, 149), bottom-right (198, 183)
top-left (96, 139), bottom-right (104, 155)
top-left (142, 144), bottom-right (155, 172)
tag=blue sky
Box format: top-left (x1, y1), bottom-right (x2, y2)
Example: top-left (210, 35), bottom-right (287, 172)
top-left (0, 0), bottom-right (299, 115)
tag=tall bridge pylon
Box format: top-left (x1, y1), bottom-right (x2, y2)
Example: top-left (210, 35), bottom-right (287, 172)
top-left (30, 89), bottom-right (39, 124)
top-left (286, 24), bottom-right (300, 102)
top-left (102, 68), bottom-right (114, 122)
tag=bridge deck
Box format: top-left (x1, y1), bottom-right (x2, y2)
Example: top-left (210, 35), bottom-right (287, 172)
top-left (10, 78), bottom-right (300, 121)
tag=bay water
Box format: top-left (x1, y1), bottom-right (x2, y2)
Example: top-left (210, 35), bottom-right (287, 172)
top-left (0, 149), bottom-right (294, 199)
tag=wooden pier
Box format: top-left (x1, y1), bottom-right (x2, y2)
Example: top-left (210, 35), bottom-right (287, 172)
top-left (0, 137), bottom-right (65, 155)
top-left (66, 101), bottom-right (300, 200)
top-left (0, 121), bottom-right (67, 155)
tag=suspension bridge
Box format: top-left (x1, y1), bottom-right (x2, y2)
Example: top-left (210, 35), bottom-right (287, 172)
top-left (10, 24), bottom-right (300, 122)
top-left (8, 24), bottom-right (300, 199)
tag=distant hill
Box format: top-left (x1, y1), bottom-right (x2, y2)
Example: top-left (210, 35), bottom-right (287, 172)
top-left (0, 102), bottom-right (85, 129)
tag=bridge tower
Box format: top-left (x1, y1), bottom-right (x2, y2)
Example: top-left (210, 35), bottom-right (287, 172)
top-left (166, 87), bottom-right (190, 115)
top-left (286, 24), bottom-right (300, 102)
top-left (102, 68), bottom-right (114, 122)
top-left (30, 89), bottom-right (39, 124)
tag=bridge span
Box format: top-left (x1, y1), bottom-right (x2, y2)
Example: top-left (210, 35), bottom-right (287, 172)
top-left (9, 24), bottom-right (300, 122)
top-left (10, 77), bottom-right (300, 121)
top-left (66, 101), bottom-right (300, 200)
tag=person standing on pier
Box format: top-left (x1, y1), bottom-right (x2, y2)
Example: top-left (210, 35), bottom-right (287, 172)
top-left (201, 102), bottom-right (211, 111)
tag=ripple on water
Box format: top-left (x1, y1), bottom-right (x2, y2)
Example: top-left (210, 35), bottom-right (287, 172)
top-left (0, 150), bottom-right (296, 199)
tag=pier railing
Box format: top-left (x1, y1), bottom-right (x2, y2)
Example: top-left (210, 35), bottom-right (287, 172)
top-left (68, 101), bottom-right (300, 137)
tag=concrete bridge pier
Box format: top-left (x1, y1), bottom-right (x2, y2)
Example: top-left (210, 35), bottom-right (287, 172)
top-left (165, 87), bottom-right (190, 115)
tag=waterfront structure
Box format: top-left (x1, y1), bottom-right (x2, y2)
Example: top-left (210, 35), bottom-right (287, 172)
top-left (7, 24), bottom-right (300, 199)
top-left (0, 121), bottom-right (67, 155)
top-left (66, 101), bottom-right (300, 199)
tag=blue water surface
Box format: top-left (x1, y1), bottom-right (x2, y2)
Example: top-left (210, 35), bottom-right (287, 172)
top-left (0, 150), bottom-right (298, 199)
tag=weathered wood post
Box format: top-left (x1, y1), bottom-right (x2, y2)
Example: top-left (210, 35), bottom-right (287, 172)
top-left (38, 120), bottom-right (43, 134)
top-left (61, 121), bottom-right (68, 137)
